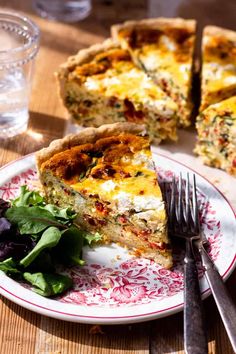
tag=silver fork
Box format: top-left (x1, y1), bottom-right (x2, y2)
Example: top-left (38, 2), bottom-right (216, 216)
top-left (164, 173), bottom-right (208, 354)
top-left (189, 179), bottom-right (236, 353)
top-left (164, 173), bottom-right (236, 354)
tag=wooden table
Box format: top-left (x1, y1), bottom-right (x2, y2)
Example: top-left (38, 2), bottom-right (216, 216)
top-left (0, 1), bottom-right (235, 353)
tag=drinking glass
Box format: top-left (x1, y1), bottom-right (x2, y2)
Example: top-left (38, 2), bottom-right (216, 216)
top-left (33, 0), bottom-right (92, 23)
top-left (0, 10), bottom-right (40, 139)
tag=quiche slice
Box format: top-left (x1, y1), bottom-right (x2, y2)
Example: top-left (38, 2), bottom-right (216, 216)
top-left (57, 39), bottom-right (178, 144)
top-left (111, 17), bottom-right (196, 127)
top-left (36, 123), bottom-right (172, 268)
top-left (201, 26), bottom-right (236, 111)
top-left (195, 96), bottom-right (236, 175)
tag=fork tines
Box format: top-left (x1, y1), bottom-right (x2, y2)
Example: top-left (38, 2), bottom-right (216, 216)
top-left (164, 173), bottom-right (200, 239)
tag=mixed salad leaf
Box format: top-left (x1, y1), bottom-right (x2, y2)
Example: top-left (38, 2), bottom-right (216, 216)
top-left (0, 186), bottom-right (102, 297)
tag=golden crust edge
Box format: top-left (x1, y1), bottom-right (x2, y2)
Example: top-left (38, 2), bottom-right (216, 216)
top-left (111, 17), bottom-right (197, 39)
top-left (111, 17), bottom-right (196, 125)
top-left (56, 38), bottom-right (120, 79)
top-left (203, 25), bottom-right (236, 41)
top-left (35, 123), bottom-right (147, 169)
top-left (55, 39), bottom-right (121, 104)
top-left (201, 26), bottom-right (236, 110)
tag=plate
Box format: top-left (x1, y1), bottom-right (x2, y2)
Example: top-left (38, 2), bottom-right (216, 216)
top-left (0, 152), bottom-right (235, 324)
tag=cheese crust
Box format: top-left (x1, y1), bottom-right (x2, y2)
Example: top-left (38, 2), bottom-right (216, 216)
top-left (201, 26), bottom-right (236, 111)
top-left (36, 122), bottom-right (145, 168)
top-left (111, 17), bottom-right (196, 127)
top-left (195, 96), bottom-right (236, 175)
top-left (36, 123), bottom-right (172, 268)
top-left (57, 39), bottom-right (177, 145)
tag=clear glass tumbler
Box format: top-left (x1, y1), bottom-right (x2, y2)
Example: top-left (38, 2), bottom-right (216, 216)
top-left (33, 0), bottom-right (91, 23)
top-left (0, 11), bottom-right (40, 139)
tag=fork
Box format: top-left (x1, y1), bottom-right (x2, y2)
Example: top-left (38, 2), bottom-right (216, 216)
top-left (164, 173), bottom-right (236, 354)
top-left (164, 173), bottom-right (208, 354)
top-left (189, 177), bottom-right (236, 353)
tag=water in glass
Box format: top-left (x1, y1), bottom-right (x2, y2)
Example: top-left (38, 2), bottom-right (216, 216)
top-left (0, 11), bottom-right (39, 139)
top-left (33, 0), bottom-right (91, 23)
top-left (0, 69), bottom-right (28, 138)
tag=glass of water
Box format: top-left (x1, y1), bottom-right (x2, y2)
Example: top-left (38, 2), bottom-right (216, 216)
top-left (33, 0), bottom-right (91, 23)
top-left (0, 10), bottom-right (40, 139)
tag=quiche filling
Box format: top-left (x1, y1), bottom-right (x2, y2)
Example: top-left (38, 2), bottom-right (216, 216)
top-left (201, 26), bottom-right (236, 111)
top-left (57, 40), bottom-right (177, 144)
top-left (36, 124), bottom-right (172, 268)
top-left (112, 18), bottom-right (196, 127)
top-left (195, 96), bottom-right (236, 175)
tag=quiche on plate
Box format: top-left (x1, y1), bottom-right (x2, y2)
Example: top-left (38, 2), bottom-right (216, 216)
top-left (36, 123), bottom-right (172, 268)
top-left (57, 39), bottom-right (177, 144)
top-left (200, 26), bottom-right (236, 111)
top-left (111, 17), bottom-right (196, 127)
top-left (195, 96), bottom-right (236, 175)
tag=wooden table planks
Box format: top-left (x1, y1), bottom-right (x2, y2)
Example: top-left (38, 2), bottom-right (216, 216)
top-left (0, 1), bottom-right (235, 353)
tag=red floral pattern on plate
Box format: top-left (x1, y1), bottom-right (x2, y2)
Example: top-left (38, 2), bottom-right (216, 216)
top-left (0, 167), bottom-right (222, 307)
top-left (0, 169), bottom-right (37, 200)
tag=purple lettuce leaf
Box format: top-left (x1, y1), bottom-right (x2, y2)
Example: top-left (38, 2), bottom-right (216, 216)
top-left (0, 237), bottom-right (36, 261)
top-left (0, 199), bottom-right (10, 217)
top-left (0, 217), bottom-right (11, 234)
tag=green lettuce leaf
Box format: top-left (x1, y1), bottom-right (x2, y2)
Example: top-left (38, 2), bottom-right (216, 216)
top-left (83, 232), bottom-right (102, 245)
top-left (5, 206), bottom-right (65, 234)
top-left (20, 227), bottom-right (62, 267)
top-left (53, 225), bottom-right (85, 266)
top-left (12, 186), bottom-right (45, 207)
top-left (0, 257), bottom-right (21, 274)
top-left (43, 204), bottom-right (76, 222)
top-left (23, 272), bottom-right (72, 297)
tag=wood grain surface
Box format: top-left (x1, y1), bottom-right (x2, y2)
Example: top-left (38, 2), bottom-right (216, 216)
top-left (0, 1), bottom-right (235, 353)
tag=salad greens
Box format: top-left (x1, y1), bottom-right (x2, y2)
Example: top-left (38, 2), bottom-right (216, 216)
top-left (23, 272), bottom-right (73, 297)
top-left (0, 186), bottom-right (102, 297)
top-left (5, 206), bottom-right (67, 235)
top-left (0, 258), bottom-right (21, 274)
top-left (20, 226), bottom-right (62, 267)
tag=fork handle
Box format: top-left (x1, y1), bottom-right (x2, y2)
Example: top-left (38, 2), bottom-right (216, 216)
top-left (199, 245), bottom-right (236, 353)
top-left (184, 239), bottom-right (208, 354)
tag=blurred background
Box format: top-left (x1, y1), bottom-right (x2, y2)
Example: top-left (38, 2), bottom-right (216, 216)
top-left (1, 0), bottom-right (236, 31)
top-left (0, 0), bottom-right (235, 52)
top-left (0, 0), bottom-right (235, 151)
top-left (1, 0), bottom-right (236, 53)
top-left (0, 3), bottom-right (236, 354)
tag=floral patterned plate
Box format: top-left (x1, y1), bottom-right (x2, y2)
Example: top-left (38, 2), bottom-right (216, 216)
top-left (0, 152), bottom-right (235, 324)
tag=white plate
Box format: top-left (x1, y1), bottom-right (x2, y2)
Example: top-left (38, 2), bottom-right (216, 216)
top-left (0, 152), bottom-right (235, 324)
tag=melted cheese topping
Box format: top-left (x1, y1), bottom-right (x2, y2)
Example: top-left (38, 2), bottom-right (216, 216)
top-left (116, 28), bottom-right (195, 125)
top-left (42, 133), bottom-right (164, 213)
top-left (202, 62), bottom-right (236, 92)
top-left (82, 58), bottom-right (175, 108)
top-left (117, 29), bottom-right (195, 93)
top-left (201, 33), bottom-right (236, 109)
top-left (71, 150), bottom-right (162, 210)
top-left (138, 43), bottom-right (192, 90)
top-left (73, 163), bottom-right (160, 196)
top-left (210, 96), bottom-right (236, 115)
top-left (62, 46), bottom-right (177, 141)
top-left (196, 96), bottom-right (236, 175)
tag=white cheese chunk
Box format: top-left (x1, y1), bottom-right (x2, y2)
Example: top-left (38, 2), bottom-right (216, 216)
top-left (160, 35), bottom-right (176, 51)
top-left (113, 191), bottom-right (163, 213)
top-left (142, 52), bottom-right (158, 71)
top-left (179, 64), bottom-right (190, 81)
top-left (101, 180), bottom-right (117, 192)
top-left (133, 195), bottom-right (163, 212)
top-left (85, 77), bottom-right (100, 91)
top-left (102, 76), bottom-right (121, 86)
top-left (113, 191), bottom-right (131, 212)
top-left (224, 76), bottom-right (236, 85)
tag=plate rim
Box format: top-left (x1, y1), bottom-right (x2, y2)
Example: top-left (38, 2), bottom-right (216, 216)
top-left (0, 152), bottom-right (235, 324)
